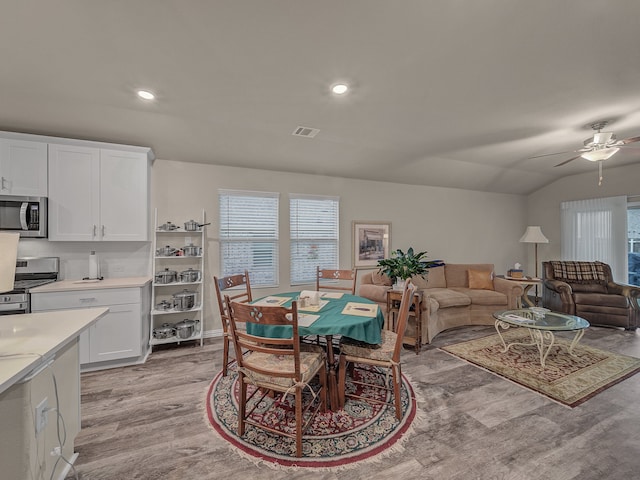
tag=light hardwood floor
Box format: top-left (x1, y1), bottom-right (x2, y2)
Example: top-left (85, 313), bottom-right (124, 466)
top-left (67, 325), bottom-right (640, 480)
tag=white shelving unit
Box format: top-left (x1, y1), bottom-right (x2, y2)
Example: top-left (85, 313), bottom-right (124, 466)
top-left (150, 208), bottom-right (206, 348)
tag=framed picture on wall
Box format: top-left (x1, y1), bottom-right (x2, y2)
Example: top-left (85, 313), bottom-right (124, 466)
top-left (353, 221), bottom-right (391, 268)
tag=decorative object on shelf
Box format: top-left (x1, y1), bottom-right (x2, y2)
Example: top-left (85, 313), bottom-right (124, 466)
top-left (519, 226), bottom-right (549, 303)
top-left (157, 221), bottom-right (179, 231)
top-left (184, 219), bottom-right (211, 231)
top-left (376, 247), bottom-right (440, 290)
top-left (352, 221), bottom-right (390, 268)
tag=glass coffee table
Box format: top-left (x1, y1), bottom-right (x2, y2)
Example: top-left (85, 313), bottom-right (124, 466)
top-left (493, 308), bottom-right (590, 368)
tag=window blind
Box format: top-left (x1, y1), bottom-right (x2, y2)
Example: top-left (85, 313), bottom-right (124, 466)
top-left (219, 189), bottom-right (279, 287)
top-left (560, 195), bottom-right (627, 282)
top-left (290, 194), bottom-right (339, 285)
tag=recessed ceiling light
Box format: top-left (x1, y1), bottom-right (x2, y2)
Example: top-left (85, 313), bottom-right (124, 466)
top-left (331, 84), bottom-right (349, 95)
top-left (137, 90), bottom-right (155, 100)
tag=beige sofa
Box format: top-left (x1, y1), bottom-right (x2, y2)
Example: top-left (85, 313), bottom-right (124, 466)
top-left (358, 263), bottom-right (523, 344)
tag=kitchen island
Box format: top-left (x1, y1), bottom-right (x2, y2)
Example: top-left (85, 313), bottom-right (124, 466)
top-left (0, 307), bottom-right (108, 480)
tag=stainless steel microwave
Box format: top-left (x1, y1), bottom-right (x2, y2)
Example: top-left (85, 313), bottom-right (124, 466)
top-left (0, 195), bottom-right (47, 237)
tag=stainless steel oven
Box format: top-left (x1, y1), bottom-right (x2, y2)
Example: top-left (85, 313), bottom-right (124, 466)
top-left (0, 257), bottom-right (59, 315)
top-left (0, 195), bottom-right (47, 238)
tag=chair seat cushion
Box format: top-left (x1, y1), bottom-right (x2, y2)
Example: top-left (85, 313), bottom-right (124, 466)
top-left (340, 329), bottom-right (397, 361)
top-left (242, 347), bottom-right (325, 388)
top-left (573, 293), bottom-right (629, 308)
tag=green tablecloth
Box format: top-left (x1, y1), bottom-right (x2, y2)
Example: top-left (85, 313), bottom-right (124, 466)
top-left (246, 292), bottom-right (384, 344)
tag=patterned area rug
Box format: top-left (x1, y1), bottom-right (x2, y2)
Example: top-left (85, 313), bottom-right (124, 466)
top-left (205, 364), bottom-right (422, 470)
top-left (441, 329), bottom-right (640, 407)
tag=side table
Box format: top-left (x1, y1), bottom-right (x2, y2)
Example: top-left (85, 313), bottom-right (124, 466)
top-left (498, 275), bottom-right (542, 307)
top-left (386, 288), bottom-right (423, 354)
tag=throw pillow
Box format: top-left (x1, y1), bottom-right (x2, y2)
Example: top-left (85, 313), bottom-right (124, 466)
top-left (468, 269), bottom-right (494, 290)
top-left (371, 270), bottom-right (392, 286)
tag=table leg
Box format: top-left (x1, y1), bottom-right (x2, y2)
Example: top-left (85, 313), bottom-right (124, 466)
top-left (529, 329), bottom-right (556, 368)
top-left (324, 334), bottom-right (339, 410)
top-left (567, 329), bottom-right (585, 356)
top-left (522, 284), bottom-right (535, 307)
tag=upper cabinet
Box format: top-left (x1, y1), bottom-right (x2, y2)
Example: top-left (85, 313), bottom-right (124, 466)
top-left (48, 144), bottom-right (151, 241)
top-left (0, 138), bottom-right (48, 196)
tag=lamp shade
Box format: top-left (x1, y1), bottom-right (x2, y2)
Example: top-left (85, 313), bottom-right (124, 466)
top-left (519, 226), bottom-right (548, 244)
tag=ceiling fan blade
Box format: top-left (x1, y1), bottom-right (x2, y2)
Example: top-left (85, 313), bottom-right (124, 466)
top-left (527, 150), bottom-right (577, 159)
top-left (621, 135), bottom-right (640, 145)
top-left (554, 155), bottom-right (582, 167)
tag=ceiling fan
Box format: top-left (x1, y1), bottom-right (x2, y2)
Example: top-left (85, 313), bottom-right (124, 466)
top-left (529, 120), bottom-right (640, 185)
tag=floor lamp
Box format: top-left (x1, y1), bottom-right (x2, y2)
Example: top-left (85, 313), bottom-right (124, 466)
top-left (519, 226), bottom-right (549, 305)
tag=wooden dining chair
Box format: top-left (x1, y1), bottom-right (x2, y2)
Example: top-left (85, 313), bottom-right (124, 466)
top-left (225, 298), bottom-right (328, 457)
top-left (338, 279), bottom-right (415, 419)
top-left (213, 270), bottom-right (252, 376)
top-left (316, 267), bottom-right (357, 295)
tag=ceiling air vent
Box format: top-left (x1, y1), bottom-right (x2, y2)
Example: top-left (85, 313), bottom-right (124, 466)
top-left (292, 126), bottom-right (320, 138)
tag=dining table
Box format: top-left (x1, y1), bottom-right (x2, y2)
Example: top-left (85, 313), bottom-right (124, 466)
top-left (247, 291), bottom-right (385, 410)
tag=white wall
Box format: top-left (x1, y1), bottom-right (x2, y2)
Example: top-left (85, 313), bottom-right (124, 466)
top-left (525, 162), bottom-right (640, 272)
top-left (152, 159), bottom-right (528, 332)
top-left (17, 158), bottom-right (529, 333)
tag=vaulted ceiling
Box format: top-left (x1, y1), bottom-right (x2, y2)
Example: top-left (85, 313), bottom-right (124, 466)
top-left (2, 1), bottom-right (640, 194)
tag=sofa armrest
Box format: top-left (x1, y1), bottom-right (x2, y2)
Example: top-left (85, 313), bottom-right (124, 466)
top-left (357, 283), bottom-right (390, 304)
top-left (542, 279), bottom-right (574, 313)
top-left (493, 277), bottom-right (524, 309)
top-left (607, 282), bottom-right (640, 311)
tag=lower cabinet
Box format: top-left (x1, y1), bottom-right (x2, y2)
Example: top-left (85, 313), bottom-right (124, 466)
top-left (31, 284), bottom-right (150, 370)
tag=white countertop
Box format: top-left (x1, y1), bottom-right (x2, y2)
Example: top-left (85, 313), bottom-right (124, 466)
top-left (30, 276), bottom-right (152, 293)
top-left (0, 308), bottom-right (108, 395)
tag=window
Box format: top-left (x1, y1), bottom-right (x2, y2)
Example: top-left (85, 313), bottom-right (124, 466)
top-left (560, 196), bottom-right (627, 282)
top-left (290, 194), bottom-right (339, 285)
top-left (219, 190), bottom-right (279, 287)
top-left (628, 202), bottom-right (640, 285)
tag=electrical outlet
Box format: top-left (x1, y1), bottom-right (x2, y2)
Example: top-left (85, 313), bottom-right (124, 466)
top-left (184, 236), bottom-right (192, 245)
top-left (35, 397), bottom-right (48, 434)
top-left (112, 265), bottom-right (125, 273)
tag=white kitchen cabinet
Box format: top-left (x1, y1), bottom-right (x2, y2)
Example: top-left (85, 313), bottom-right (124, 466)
top-left (31, 283), bottom-right (151, 370)
top-left (0, 137), bottom-right (48, 196)
top-left (48, 144), bottom-right (150, 241)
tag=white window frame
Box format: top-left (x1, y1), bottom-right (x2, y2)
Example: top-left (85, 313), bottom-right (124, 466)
top-left (290, 194), bottom-right (339, 285)
top-left (219, 189), bottom-right (279, 287)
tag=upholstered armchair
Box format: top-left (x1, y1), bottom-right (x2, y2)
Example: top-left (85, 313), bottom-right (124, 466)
top-left (542, 261), bottom-right (640, 330)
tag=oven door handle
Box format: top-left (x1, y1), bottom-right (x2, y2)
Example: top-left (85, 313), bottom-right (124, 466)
top-left (19, 202), bottom-right (29, 230)
top-left (0, 302), bottom-right (27, 312)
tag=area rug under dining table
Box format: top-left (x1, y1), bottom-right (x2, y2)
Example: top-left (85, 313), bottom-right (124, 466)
top-left (441, 329), bottom-right (640, 407)
top-left (205, 363), bottom-right (424, 470)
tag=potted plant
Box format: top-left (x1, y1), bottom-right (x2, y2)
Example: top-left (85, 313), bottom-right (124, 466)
top-left (377, 247), bottom-right (439, 290)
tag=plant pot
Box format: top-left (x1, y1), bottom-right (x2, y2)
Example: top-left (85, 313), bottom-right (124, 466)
top-left (393, 278), bottom-right (405, 290)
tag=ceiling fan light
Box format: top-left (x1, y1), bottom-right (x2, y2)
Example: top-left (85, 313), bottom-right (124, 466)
top-left (593, 132), bottom-right (615, 144)
top-left (580, 147), bottom-right (620, 162)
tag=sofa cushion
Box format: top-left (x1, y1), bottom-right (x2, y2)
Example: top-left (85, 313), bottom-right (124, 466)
top-left (425, 288), bottom-right (471, 308)
top-left (425, 266), bottom-right (446, 288)
top-left (445, 264), bottom-right (494, 287)
top-left (449, 287), bottom-right (507, 306)
top-left (411, 273), bottom-right (429, 289)
top-left (573, 292), bottom-right (628, 308)
top-left (468, 269), bottom-right (494, 290)
top-left (371, 271), bottom-right (392, 286)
